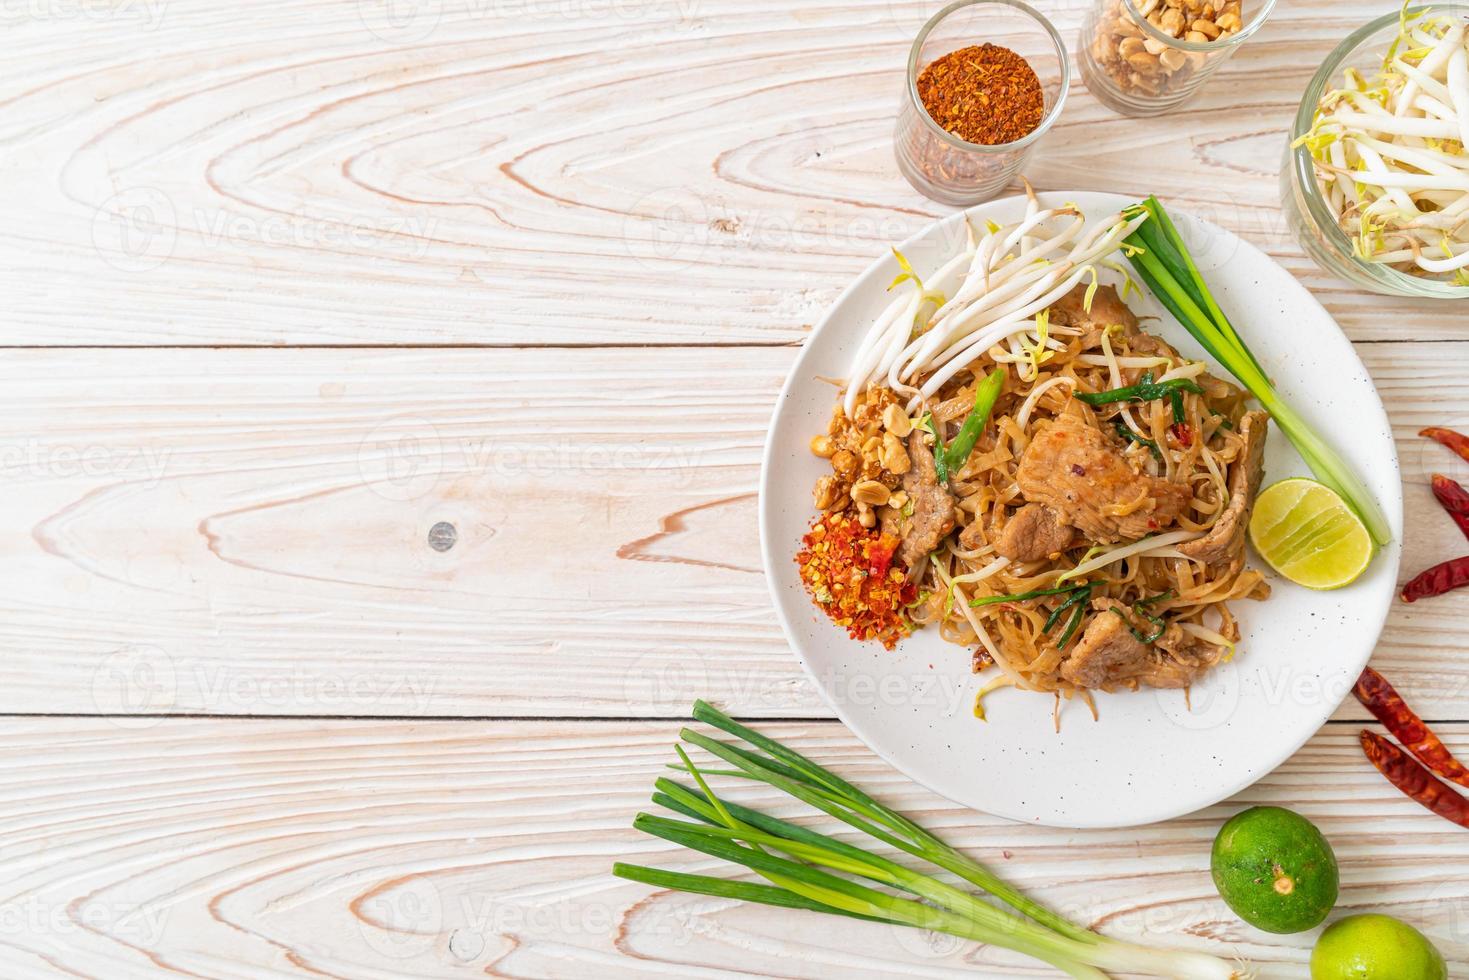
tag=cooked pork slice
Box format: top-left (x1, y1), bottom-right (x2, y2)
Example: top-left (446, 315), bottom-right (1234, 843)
top-left (1150, 624), bottom-right (1225, 686)
top-left (1125, 332), bottom-right (1181, 362)
top-left (1061, 601), bottom-right (1155, 690)
top-left (896, 430), bottom-right (956, 568)
top-left (1179, 411), bottom-right (1268, 565)
top-left (1048, 283), bottom-right (1138, 339)
top-left (1155, 624), bottom-right (1223, 670)
top-left (1015, 412), bottom-right (1192, 543)
top-left (996, 504), bottom-right (1075, 562)
top-left (1060, 601), bottom-right (1207, 691)
top-left (958, 519), bottom-right (986, 553)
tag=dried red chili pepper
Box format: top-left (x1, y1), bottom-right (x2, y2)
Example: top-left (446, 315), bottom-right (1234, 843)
top-left (1360, 730), bottom-right (1469, 828)
top-left (1430, 474), bottom-right (1469, 542)
top-left (1402, 556), bottom-right (1469, 602)
top-left (1169, 423), bottom-right (1193, 447)
top-left (1421, 426), bottom-right (1469, 463)
top-left (1354, 667), bottom-right (1469, 788)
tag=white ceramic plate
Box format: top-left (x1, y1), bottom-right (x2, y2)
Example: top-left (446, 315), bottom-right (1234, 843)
top-left (759, 191), bottom-right (1402, 828)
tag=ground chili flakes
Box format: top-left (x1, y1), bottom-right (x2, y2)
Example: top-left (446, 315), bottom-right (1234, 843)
top-left (915, 43), bottom-right (1044, 146)
top-left (797, 512), bottom-right (916, 650)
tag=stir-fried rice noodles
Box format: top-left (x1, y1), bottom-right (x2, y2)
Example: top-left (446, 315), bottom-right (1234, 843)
top-left (800, 205), bottom-right (1272, 717)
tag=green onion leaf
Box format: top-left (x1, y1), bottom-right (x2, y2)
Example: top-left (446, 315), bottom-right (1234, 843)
top-left (969, 583), bottom-right (1085, 608)
top-left (1043, 584), bottom-right (1095, 633)
top-left (1106, 606), bottom-right (1167, 645)
top-left (1057, 603), bottom-right (1087, 647)
top-left (1114, 420), bottom-right (1162, 460)
top-left (1074, 372), bottom-right (1203, 409)
top-left (1133, 589), bottom-right (1177, 608)
top-left (612, 863), bottom-right (887, 922)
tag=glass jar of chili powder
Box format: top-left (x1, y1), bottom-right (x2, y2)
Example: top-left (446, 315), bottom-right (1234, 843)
top-left (894, 0), bottom-right (1069, 205)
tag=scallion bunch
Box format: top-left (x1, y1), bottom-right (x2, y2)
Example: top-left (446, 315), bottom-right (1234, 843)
top-left (614, 701), bottom-right (1248, 979)
top-left (1122, 197), bottom-right (1390, 546)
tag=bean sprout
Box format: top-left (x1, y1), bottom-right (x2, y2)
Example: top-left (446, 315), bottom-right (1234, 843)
top-left (844, 207), bottom-right (1148, 414)
top-left (1297, 8), bottom-right (1469, 286)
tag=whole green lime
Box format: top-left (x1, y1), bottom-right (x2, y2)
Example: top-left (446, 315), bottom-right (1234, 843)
top-left (1210, 805), bottom-right (1338, 934)
top-left (1311, 914), bottom-right (1447, 979)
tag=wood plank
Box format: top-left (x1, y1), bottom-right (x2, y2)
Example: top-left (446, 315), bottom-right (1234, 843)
top-left (0, 718), bottom-right (1464, 979)
top-left (1, 0), bottom-right (1449, 346)
top-left (0, 346), bottom-right (810, 717)
top-left (0, 342), bottom-right (1463, 719)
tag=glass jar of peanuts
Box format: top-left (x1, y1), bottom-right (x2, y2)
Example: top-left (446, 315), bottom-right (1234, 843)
top-left (1079, 0), bottom-right (1276, 115)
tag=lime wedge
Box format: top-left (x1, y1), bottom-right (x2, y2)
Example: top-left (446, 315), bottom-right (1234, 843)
top-left (1249, 478), bottom-right (1374, 590)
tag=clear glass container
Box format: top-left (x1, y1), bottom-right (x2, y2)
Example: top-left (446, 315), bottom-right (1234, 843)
top-left (1079, 0), bottom-right (1276, 116)
top-left (894, 0), bottom-right (1068, 206)
top-left (1283, 4), bottom-right (1469, 299)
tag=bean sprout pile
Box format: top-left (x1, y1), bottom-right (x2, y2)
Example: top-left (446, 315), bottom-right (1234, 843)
top-left (1299, 7), bottom-right (1469, 285)
top-left (808, 193), bottom-right (1270, 709)
top-left (845, 198), bottom-right (1148, 418)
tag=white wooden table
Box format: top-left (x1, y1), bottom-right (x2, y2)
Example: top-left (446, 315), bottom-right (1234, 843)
top-left (5, 0), bottom-right (1469, 976)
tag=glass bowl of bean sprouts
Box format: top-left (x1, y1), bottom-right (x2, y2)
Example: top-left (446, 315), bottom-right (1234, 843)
top-left (1283, 4), bottom-right (1469, 298)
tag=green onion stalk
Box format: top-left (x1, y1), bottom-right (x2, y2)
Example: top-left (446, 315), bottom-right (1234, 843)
top-left (1121, 196), bottom-right (1390, 546)
top-left (943, 367), bottom-right (1007, 475)
top-left (923, 368), bottom-right (1007, 485)
top-left (614, 700), bottom-right (1249, 979)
